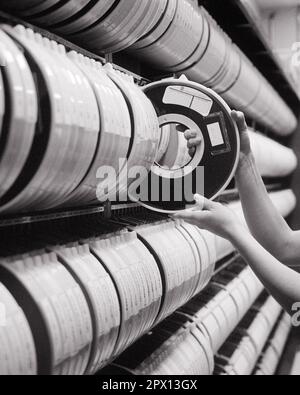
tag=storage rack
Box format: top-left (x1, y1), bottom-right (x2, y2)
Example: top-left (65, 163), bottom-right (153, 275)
top-left (200, 0), bottom-right (300, 118)
top-left (0, 1), bottom-right (296, 376)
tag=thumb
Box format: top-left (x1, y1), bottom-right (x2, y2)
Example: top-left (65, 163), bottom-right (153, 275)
top-left (194, 194), bottom-right (214, 211)
top-left (231, 110), bottom-right (247, 134)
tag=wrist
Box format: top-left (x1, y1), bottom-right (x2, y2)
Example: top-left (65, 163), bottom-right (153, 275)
top-left (226, 223), bottom-right (247, 244)
top-left (236, 152), bottom-right (255, 173)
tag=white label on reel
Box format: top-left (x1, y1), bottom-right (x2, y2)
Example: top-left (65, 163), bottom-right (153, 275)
top-left (163, 86), bottom-right (213, 116)
top-left (207, 122), bottom-right (225, 147)
top-left (0, 303), bottom-right (6, 327)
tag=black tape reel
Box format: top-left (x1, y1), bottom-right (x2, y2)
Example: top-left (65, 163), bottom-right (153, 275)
top-left (129, 78), bottom-right (240, 213)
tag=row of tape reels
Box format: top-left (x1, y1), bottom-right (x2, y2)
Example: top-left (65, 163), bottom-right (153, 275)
top-left (0, 23), bottom-right (297, 215)
top-left (0, 1), bottom-right (169, 53)
top-left (101, 260), bottom-right (265, 375)
top-left (129, 0), bottom-right (297, 136)
top-left (215, 294), bottom-right (283, 375)
top-left (0, 216), bottom-right (218, 375)
top-left (130, 0), bottom-right (297, 136)
top-left (254, 313), bottom-right (291, 376)
top-left (1, 0), bottom-right (295, 135)
top-left (0, 189), bottom-right (296, 375)
top-left (0, 283), bottom-right (37, 375)
top-left (135, 220), bottom-right (216, 321)
top-left (249, 130), bottom-right (298, 178)
top-left (0, 0), bottom-right (296, 136)
top-left (0, 25), bottom-right (159, 214)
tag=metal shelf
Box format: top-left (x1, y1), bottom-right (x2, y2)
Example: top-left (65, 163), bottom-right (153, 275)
top-left (0, 184), bottom-right (283, 228)
top-left (200, 0), bottom-right (300, 117)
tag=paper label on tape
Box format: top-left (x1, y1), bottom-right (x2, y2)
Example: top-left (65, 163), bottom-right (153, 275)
top-left (163, 86), bottom-right (213, 116)
top-left (207, 122), bottom-right (225, 147)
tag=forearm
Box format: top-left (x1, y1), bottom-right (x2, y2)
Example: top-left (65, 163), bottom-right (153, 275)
top-left (235, 153), bottom-right (293, 260)
top-left (230, 227), bottom-right (300, 314)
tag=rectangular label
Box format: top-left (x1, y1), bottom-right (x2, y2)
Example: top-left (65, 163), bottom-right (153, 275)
top-left (207, 122), bottom-right (225, 147)
top-left (163, 86), bottom-right (213, 116)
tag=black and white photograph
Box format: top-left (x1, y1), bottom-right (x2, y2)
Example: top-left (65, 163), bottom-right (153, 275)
top-left (0, 0), bottom-right (299, 378)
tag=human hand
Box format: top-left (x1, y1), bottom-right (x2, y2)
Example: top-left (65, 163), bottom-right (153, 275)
top-left (172, 194), bottom-right (244, 241)
top-left (183, 129), bottom-right (202, 157)
top-left (184, 110), bottom-right (252, 160)
top-left (231, 110), bottom-right (252, 158)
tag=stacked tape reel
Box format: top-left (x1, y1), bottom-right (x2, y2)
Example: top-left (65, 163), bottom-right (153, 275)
top-left (0, 23), bottom-right (295, 215)
top-left (249, 129), bottom-right (298, 178)
top-left (103, 313), bottom-right (214, 376)
top-left (254, 313), bottom-right (291, 376)
top-left (0, 282), bottom-right (37, 375)
top-left (89, 231), bottom-right (163, 357)
top-left (129, 2), bottom-right (297, 135)
top-left (0, 29), bottom-right (38, 200)
top-left (0, 25), bottom-right (100, 213)
top-left (140, 314), bottom-right (215, 376)
top-left (133, 77), bottom-right (240, 213)
top-left (60, 53), bottom-right (132, 206)
top-left (1, 0), bottom-right (168, 54)
top-left (181, 261), bottom-right (264, 354)
top-left (131, 0), bottom-right (204, 71)
top-left (54, 244), bottom-right (121, 374)
top-left (101, 260), bottom-right (264, 376)
top-left (0, 68), bottom-right (4, 140)
top-left (215, 295), bottom-right (283, 375)
top-left (104, 64), bottom-right (160, 202)
top-left (0, 252), bottom-right (94, 375)
top-left (0, 1), bottom-right (296, 134)
top-left (135, 220), bottom-right (217, 322)
top-left (0, 25), bottom-right (160, 214)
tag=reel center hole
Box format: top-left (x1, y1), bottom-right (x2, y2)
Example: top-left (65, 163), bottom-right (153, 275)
top-left (155, 122), bottom-right (199, 171)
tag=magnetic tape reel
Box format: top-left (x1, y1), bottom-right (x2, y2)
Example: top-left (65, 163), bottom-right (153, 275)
top-left (131, 78), bottom-right (240, 213)
top-left (133, 0), bottom-right (203, 71)
top-left (0, 282), bottom-right (37, 375)
top-left (0, 29), bottom-right (38, 200)
top-left (0, 69), bottom-right (4, 140)
top-left (257, 347), bottom-right (279, 376)
top-left (174, 8), bottom-right (229, 86)
top-left (104, 64), bottom-right (160, 202)
top-left (0, 253), bottom-right (94, 375)
top-left (136, 221), bottom-right (205, 324)
top-left (270, 314), bottom-right (291, 357)
top-left (26, 0), bottom-right (93, 26)
top-left (62, 55), bottom-right (131, 206)
top-left (0, 25), bottom-right (100, 213)
top-left (249, 129), bottom-right (298, 178)
top-left (53, 0), bottom-right (117, 36)
top-left (90, 231), bottom-right (163, 358)
top-left (130, 0), bottom-right (176, 51)
top-left (255, 313), bottom-right (291, 376)
top-left (68, 0), bottom-right (156, 54)
top-left (167, 8), bottom-right (208, 74)
top-left (54, 244), bottom-right (121, 374)
top-left (109, 313), bottom-right (214, 375)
